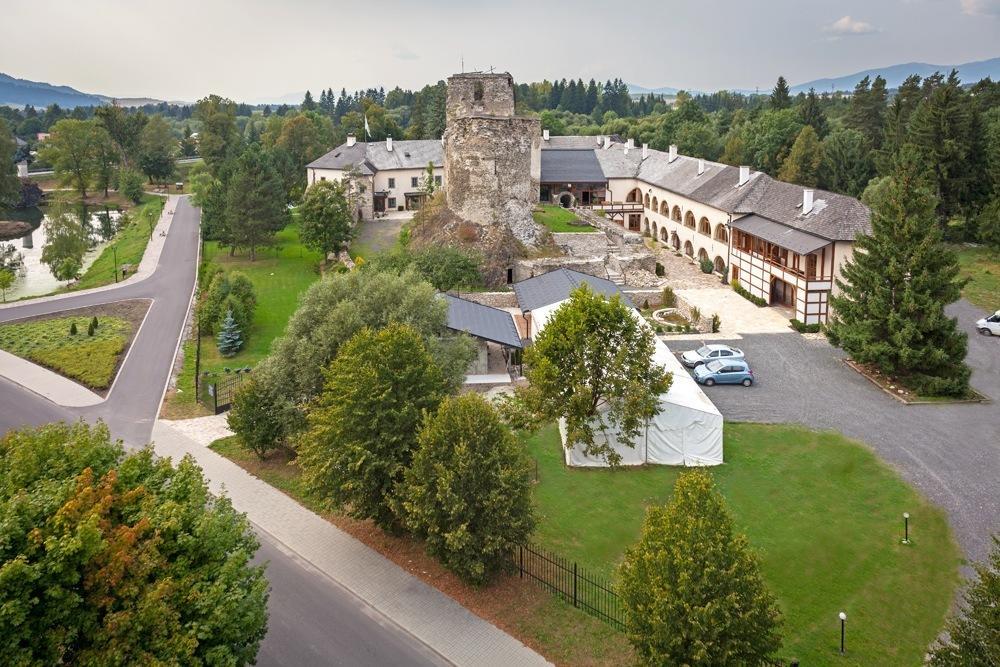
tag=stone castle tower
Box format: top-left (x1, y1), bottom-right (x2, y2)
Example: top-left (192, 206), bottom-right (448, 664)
top-left (443, 72), bottom-right (541, 245)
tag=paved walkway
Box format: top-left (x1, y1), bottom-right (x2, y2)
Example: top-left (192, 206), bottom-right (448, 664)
top-left (151, 420), bottom-right (550, 666)
top-left (160, 413), bottom-right (233, 445)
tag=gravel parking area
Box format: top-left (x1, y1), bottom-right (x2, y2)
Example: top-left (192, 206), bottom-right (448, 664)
top-left (667, 298), bottom-right (1000, 562)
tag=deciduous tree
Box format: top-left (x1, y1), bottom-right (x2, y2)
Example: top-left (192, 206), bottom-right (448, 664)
top-left (41, 207), bottom-right (90, 281)
top-left (38, 119), bottom-right (103, 199)
top-left (0, 421), bottom-right (268, 665)
top-left (299, 179), bottom-right (353, 259)
top-left (401, 393), bottom-right (535, 585)
top-left (524, 285), bottom-right (672, 466)
top-left (0, 123), bottom-right (19, 208)
top-left (138, 114), bottom-right (176, 184)
top-left (777, 125), bottom-right (823, 187)
top-left (299, 323), bottom-right (448, 530)
top-left (619, 470), bottom-right (782, 665)
top-left (827, 147), bottom-right (970, 396)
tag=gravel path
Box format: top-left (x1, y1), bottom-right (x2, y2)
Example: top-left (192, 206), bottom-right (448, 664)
top-left (669, 299), bottom-right (1000, 562)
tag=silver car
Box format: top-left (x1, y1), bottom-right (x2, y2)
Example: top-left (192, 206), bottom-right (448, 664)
top-left (680, 344), bottom-right (745, 368)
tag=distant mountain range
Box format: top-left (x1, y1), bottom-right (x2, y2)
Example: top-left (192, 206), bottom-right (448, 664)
top-left (628, 56), bottom-right (1000, 96)
top-left (0, 72), bottom-right (183, 109)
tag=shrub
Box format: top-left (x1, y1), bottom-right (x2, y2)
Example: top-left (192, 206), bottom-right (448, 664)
top-left (642, 299), bottom-right (650, 311)
top-left (790, 318), bottom-right (821, 334)
top-left (711, 313), bottom-right (721, 333)
top-left (661, 286), bottom-right (677, 308)
top-left (699, 258), bottom-right (714, 274)
top-left (732, 280), bottom-right (767, 307)
top-left (655, 324), bottom-right (663, 333)
top-left (618, 470), bottom-right (783, 664)
top-left (655, 262), bottom-right (665, 277)
top-left (689, 306), bottom-right (702, 326)
top-left (197, 270), bottom-right (257, 336)
top-left (401, 394), bottom-right (536, 586)
top-left (228, 376), bottom-right (286, 459)
top-left (86, 320), bottom-right (95, 336)
top-left (69, 322), bottom-right (78, 335)
top-left (118, 167), bottom-right (145, 204)
top-left (90, 316), bottom-right (98, 329)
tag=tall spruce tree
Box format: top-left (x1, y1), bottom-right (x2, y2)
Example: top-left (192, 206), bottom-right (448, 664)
top-left (827, 146), bottom-right (970, 396)
top-left (799, 88), bottom-right (829, 138)
top-left (847, 75), bottom-right (889, 149)
top-left (770, 76), bottom-right (791, 110)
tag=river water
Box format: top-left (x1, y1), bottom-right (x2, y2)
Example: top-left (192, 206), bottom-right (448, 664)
top-left (2, 208), bottom-right (121, 301)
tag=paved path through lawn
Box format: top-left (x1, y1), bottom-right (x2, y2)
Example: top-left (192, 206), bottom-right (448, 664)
top-left (668, 298), bottom-right (1000, 563)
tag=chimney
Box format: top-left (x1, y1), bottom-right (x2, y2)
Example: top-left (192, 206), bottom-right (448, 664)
top-left (386, 136), bottom-right (393, 152)
top-left (802, 189), bottom-right (814, 215)
top-left (346, 134), bottom-right (356, 147)
top-left (16, 161), bottom-right (28, 178)
top-left (697, 159), bottom-right (705, 176)
top-left (642, 143), bottom-right (649, 159)
top-left (738, 165), bottom-right (750, 186)
top-left (668, 144), bottom-right (678, 163)
top-left (543, 129), bottom-right (550, 141)
top-left (626, 138), bottom-right (635, 149)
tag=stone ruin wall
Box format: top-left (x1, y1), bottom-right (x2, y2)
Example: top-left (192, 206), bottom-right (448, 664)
top-left (445, 72), bottom-right (517, 123)
top-left (444, 114), bottom-right (541, 246)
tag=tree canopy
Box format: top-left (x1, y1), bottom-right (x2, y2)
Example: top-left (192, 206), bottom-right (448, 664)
top-left (299, 179), bottom-right (354, 258)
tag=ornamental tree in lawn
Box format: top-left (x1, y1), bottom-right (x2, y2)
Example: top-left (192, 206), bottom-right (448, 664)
top-left (299, 179), bottom-right (354, 259)
top-left (524, 284), bottom-right (672, 466)
top-left (298, 323), bottom-right (448, 531)
top-left (929, 536), bottom-right (1000, 666)
top-left (216, 308), bottom-right (244, 357)
top-left (401, 393), bottom-right (535, 585)
top-left (0, 422), bottom-right (268, 665)
top-left (618, 469), bottom-right (783, 666)
top-left (827, 146), bottom-right (971, 396)
top-left (225, 144), bottom-right (288, 260)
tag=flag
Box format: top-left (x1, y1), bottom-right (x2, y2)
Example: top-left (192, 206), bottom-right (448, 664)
top-left (364, 115), bottom-right (371, 139)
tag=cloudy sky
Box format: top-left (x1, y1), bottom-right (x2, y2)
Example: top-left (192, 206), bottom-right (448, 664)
top-left (3, 0), bottom-right (999, 102)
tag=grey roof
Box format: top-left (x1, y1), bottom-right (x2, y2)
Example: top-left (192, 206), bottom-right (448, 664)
top-left (540, 149), bottom-right (606, 184)
top-left (512, 268), bottom-right (632, 312)
top-left (570, 138), bottom-right (871, 242)
top-left (442, 294), bottom-right (522, 349)
top-left (731, 214), bottom-right (830, 254)
top-left (307, 139), bottom-right (443, 173)
top-left (14, 137), bottom-right (27, 147)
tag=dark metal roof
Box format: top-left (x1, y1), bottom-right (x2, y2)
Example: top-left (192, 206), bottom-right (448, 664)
top-left (540, 149), bottom-right (607, 184)
top-left (731, 214), bottom-right (830, 255)
top-left (512, 268), bottom-right (632, 312)
top-left (442, 294), bottom-right (522, 349)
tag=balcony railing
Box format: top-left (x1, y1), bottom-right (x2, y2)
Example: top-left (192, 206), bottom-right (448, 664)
top-left (733, 247), bottom-right (829, 281)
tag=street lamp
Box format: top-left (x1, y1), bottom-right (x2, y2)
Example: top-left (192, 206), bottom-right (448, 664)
top-left (112, 244), bottom-right (119, 283)
top-left (902, 512), bottom-right (910, 544)
top-left (839, 612), bottom-right (847, 655)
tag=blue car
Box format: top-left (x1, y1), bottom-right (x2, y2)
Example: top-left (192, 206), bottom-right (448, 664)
top-left (693, 359), bottom-right (754, 387)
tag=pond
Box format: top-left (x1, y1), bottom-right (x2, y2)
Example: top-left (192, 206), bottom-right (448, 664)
top-left (1, 206), bottom-right (121, 300)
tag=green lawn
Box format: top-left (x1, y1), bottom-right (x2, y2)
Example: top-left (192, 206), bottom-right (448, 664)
top-left (957, 246), bottom-right (999, 311)
top-left (70, 196), bottom-right (164, 292)
top-left (533, 204), bottom-right (596, 233)
top-left (0, 315), bottom-right (130, 389)
top-left (525, 422), bottom-right (960, 666)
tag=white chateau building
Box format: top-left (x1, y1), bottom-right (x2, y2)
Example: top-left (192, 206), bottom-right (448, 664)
top-left (307, 132), bottom-right (870, 326)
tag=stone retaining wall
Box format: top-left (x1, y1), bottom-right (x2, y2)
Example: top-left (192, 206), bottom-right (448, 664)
top-left (450, 291), bottom-right (519, 308)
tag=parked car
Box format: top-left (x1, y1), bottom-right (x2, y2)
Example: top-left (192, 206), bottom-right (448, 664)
top-left (693, 359), bottom-right (754, 387)
top-left (681, 344), bottom-right (745, 368)
top-left (976, 310), bottom-right (1000, 336)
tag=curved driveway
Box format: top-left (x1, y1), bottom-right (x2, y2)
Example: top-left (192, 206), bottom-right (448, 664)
top-left (672, 299), bottom-right (1000, 563)
top-left (0, 198), bottom-right (450, 666)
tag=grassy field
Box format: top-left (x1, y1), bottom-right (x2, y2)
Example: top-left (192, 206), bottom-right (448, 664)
top-left (525, 422), bottom-right (960, 666)
top-left (69, 196), bottom-right (164, 292)
top-left (957, 246), bottom-right (999, 311)
top-left (162, 222), bottom-right (322, 417)
top-left (533, 204), bottom-right (596, 233)
top-left (0, 315), bottom-right (130, 389)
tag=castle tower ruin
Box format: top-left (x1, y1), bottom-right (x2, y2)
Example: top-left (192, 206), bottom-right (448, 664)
top-left (443, 72), bottom-right (542, 245)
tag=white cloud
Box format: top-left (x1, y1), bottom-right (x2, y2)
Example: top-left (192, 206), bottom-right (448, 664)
top-left (823, 15), bottom-right (879, 35)
top-left (961, 0), bottom-right (1000, 16)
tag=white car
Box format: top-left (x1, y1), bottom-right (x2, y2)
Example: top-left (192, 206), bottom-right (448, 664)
top-left (977, 310), bottom-right (1000, 336)
top-left (681, 344), bottom-right (745, 368)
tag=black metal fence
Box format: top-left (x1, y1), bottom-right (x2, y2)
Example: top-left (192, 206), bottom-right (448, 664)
top-left (198, 370), bottom-right (250, 414)
top-left (515, 543), bottom-right (625, 631)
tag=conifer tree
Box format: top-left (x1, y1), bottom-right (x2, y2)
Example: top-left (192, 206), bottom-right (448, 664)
top-left (770, 76), bottom-right (791, 110)
top-left (798, 88), bottom-right (829, 138)
top-left (778, 125), bottom-right (823, 187)
top-left (216, 308), bottom-right (244, 357)
top-left (827, 146), bottom-right (970, 396)
top-left (618, 470), bottom-right (783, 665)
top-left (847, 75), bottom-right (889, 148)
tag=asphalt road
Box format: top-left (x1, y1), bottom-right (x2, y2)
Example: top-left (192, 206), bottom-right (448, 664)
top-left (670, 299), bottom-right (1000, 563)
top-left (0, 198), bottom-right (447, 665)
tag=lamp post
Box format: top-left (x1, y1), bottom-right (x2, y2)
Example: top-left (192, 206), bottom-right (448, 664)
top-left (839, 612), bottom-right (847, 655)
top-left (112, 244), bottom-right (119, 283)
top-left (902, 512), bottom-right (910, 544)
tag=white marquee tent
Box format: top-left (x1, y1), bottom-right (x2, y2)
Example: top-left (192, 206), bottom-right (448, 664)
top-left (530, 300), bottom-right (724, 467)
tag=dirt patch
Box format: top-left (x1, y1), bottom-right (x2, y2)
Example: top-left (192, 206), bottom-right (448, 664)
top-left (5, 299), bottom-right (151, 396)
